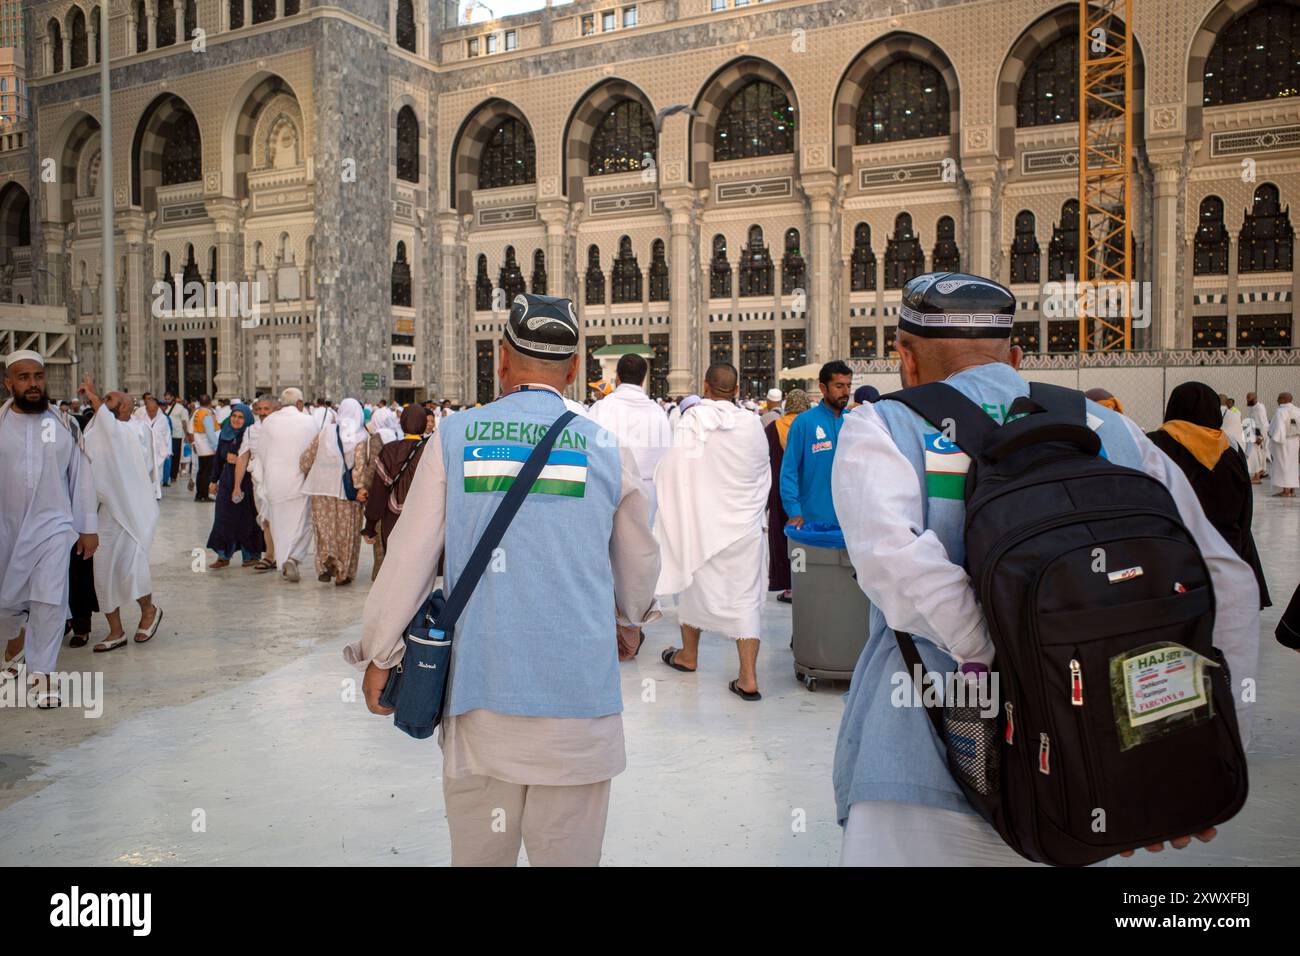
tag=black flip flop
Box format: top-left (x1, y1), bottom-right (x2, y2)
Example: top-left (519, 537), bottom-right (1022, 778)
top-left (68, 634), bottom-right (89, 648)
top-left (636, 631), bottom-right (645, 655)
top-left (729, 679), bottom-right (762, 702)
top-left (661, 647), bottom-right (696, 673)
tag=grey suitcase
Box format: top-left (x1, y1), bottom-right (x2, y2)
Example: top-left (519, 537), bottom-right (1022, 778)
top-left (787, 537), bottom-right (871, 690)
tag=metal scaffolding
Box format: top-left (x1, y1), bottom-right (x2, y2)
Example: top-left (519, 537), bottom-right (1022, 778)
top-left (1078, 0), bottom-right (1134, 351)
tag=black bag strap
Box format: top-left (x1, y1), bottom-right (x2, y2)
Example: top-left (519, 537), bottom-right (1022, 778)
top-left (389, 435), bottom-right (427, 488)
top-left (894, 630), bottom-right (944, 740)
top-left (436, 410), bottom-right (577, 632)
top-left (879, 381), bottom-right (996, 458)
top-left (981, 381), bottom-right (1100, 462)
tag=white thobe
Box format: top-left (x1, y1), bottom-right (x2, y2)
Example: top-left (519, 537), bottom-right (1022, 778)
top-left (134, 408), bottom-right (171, 499)
top-left (1246, 402), bottom-right (1271, 474)
top-left (260, 406), bottom-right (319, 563)
top-left (654, 399), bottom-right (770, 639)
top-left (1221, 407), bottom-right (1245, 451)
top-left (0, 403), bottom-right (98, 672)
top-left (241, 421), bottom-right (270, 523)
top-left (588, 383), bottom-right (674, 519)
top-left (85, 406), bottom-right (159, 613)
top-left (1269, 403), bottom-right (1300, 490)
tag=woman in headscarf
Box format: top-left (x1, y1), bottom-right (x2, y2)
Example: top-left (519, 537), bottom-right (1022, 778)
top-left (765, 388), bottom-right (812, 602)
top-left (300, 397), bottom-right (373, 586)
top-left (363, 404), bottom-right (431, 581)
top-left (206, 403), bottom-right (265, 569)
top-left (1147, 381), bottom-right (1270, 608)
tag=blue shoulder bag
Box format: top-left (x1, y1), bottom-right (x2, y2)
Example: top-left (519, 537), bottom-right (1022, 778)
top-left (337, 427), bottom-right (359, 501)
top-left (378, 410), bottom-right (577, 739)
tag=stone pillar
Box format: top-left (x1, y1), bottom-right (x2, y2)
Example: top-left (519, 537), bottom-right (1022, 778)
top-left (243, 0), bottom-right (253, 28)
top-left (40, 223), bottom-right (67, 307)
top-left (119, 210), bottom-right (150, 394)
top-left (662, 191), bottom-right (694, 396)
top-left (276, 0), bottom-right (286, 19)
top-left (1227, 231), bottom-right (1239, 349)
top-left (968, 172), bottom-right (995, 278)
top-left (438, 213), bottom-right (463, 402)
top-left (147, 4), bottom-right (157, 49)
top-left (1151, 159), bottom-right (1182, 349)
top-left (174, 4), bottom-right (184, 42)
top-left (539, 202), bottom-right (567, 301)
top-left (803, 174), bottom-right (837, 365)
top-left (208, 199), bottom-right (242, 398)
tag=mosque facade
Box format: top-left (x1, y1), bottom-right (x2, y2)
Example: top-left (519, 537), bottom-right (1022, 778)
top-left (1, 0), bottom-right (1298, 403)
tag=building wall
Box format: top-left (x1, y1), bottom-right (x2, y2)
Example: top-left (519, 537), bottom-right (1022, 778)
top-left (3, 0), bottom-right (1297, 402)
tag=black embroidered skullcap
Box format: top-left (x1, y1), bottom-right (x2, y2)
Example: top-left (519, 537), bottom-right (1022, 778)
top-left (897, 273), bottom-right (1016, 339)
top-left (504, 293), bottom-right (580, 361)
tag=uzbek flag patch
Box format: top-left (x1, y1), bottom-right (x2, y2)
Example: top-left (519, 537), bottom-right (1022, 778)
top-left (923, 432), bottom-right (970, 500)
top-left (463, 445), bottom-right (588, 497)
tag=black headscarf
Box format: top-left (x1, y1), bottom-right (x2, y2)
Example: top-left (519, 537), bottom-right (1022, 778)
top-left (399, 404), bottom-right (428, 436)
top-left (1163, 381), bottom-right (1222, 429)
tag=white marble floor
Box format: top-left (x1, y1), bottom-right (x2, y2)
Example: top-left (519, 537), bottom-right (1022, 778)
top-left (0, 482), bottom-right (1297, 866)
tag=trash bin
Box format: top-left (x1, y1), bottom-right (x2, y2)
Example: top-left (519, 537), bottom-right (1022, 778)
top-left (785, 522), bottom-right (872, 691)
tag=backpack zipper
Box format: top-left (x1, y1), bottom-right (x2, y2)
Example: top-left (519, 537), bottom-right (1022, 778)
top-left (1004, 701), bottom-right (1015, 745)
top-left (1038, 733), bottom-right (1051, 775)
top-left (1070, 659), bottom-right (1083, 706)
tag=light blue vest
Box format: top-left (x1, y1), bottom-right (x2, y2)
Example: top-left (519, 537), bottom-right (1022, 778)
top-left (832, 362), bottom-right (1144, 824)
top-left (440, 389), bottom-right (625, 719)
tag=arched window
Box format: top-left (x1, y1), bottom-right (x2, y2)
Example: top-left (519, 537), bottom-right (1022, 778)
top-left (208, 247), bottom-right (218, 284)
top-left (396, 0), bottom-right (417, 53)
top-left (475, 254), bottom-right (493, 311)
top-left (715, 80), bottom-right (796, 162)
top-left (1203, 2), bottom-right (1300, 107)
top-left (649, 239), bottom-right (669, 301)
top-left (1239, 183), bottom-right (1294, 273)
top-left (391, 242), bottom-right (412, 307)
top-left (285, 0), bottom-right (299, 13)
top-left (530, 249), bottom-right (547, 295)
top-left (589, 100), bottom-right (657, 175)
top-left (184, 0), bottom-right (197, 41)
top-left (479, 118), bottom-right (536, 189)
top-left (69, 9), bottom-right (89, 70)
top-left (710, 235), bottom-right (731, 298)
top-left (229, 0), bottom-right (244, 30)
top-left (1016, 31), bottom-right (1128, 128)
top-left (162, 111), bottom-right (202, 185)
top-left (182, 244), bottom-right (201, 287)
top-left (931, 216), bottom-right (960, 273)
top-left (138, 3), bottom-right (151, 50)
top-left (91, 7), bottom-right (101, 63)
top-left (396, 106), bottom-right (420, 183)
top-left (1047, 200), bottom-right (1080, 282)
top-left (252, 0), bottom-right (275, 24)
top-left (739, 225), bottom-right (774, 297)
top-left (851, 223), bottom-right (877, 292)
top-left (1010, 210), bottom-right (1041, 284)
top-left (585, 246), bottom-right (606, 305)
top-left (781, 228), bottom-right (805, 294)
top-left (49, 20), bottom-right (63, 73)
top-left (156, 0), bottom-right (176, 48)
top-left (611, 236), bottom-right (642, 304)
top-left (884, 213), bottom-right (924, 289)
top-left (1194, 197), bottom-right (1229, 276)
top-left (855, 57), bottom-right (949, 145)
top-left (499, 245), bottom-right (525, 302)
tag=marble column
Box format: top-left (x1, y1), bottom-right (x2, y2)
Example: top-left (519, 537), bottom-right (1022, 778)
top-left (968, 173), bottom-right (995, 278)
top-left (662, 190), bottom-right (693, 397)
top-left (210, 199), bottom-right (242, 399)
top-left (803, 173), bottom-right (836, 365)
top-left (120, 210), bottom-right (151, 394)
top-left (1151, 159), bottom-right (1182, 350)
top-left (1227, 231), bottom-right (1239, 350)
top-left (243, 0), bottom-right (253, 28)
top-left (438, 213), bottom-right (463, 402)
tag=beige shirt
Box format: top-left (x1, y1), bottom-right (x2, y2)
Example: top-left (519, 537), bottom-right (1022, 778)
top-left (344, 428), bottom-right (661, 786)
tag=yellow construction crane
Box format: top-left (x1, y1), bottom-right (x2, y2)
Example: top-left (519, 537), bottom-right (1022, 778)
top-left (1078, 0), bottom-right (1134, 351)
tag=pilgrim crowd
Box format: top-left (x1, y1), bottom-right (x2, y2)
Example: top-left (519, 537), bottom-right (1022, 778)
top-left (2, 273), bottom-right (1299, 866)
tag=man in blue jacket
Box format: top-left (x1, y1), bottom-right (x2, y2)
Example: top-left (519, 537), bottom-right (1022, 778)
top-left (779, 360), bottom-right (853, 530)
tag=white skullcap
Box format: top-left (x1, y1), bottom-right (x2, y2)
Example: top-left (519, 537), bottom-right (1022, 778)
top-left (5, 349), bottom-right (44, 369)
top-left (280, 387), bottom-right (303, 405)
top-left (766, 388), bottom-right (783, 403)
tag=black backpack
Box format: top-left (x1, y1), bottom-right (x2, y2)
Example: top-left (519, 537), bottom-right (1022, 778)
top-left (882, 380), bottom-right (1248, 866)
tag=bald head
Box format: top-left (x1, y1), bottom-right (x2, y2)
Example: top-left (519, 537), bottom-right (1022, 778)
top-left (1280, 392), bottom-right (1294, 406)
top-left (703, 362), bottom-right (738, 401)
top-left (895, 331), bottom-right (1020, 388)
top-left (497, 338), bottom-right (580, 394)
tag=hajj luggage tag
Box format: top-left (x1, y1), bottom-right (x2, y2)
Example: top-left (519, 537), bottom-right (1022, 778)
top-left (1107, 642), bottom-right (1217, 751)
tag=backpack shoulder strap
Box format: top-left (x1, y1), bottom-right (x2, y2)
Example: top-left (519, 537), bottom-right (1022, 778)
top-left (879, 381), bottom-right (996, 458)
top-left (894, 630), bottom-right (944, 740)
top-left (982, 381), bottom-right (1100, 462)
top-left (436, 410), bottom-right (577, 631)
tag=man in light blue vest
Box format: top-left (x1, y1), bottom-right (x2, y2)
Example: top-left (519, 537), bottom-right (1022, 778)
top-left (347, 293), bottom-right (661, 866)
top-left (830, 273), bottom-right (1260, 865)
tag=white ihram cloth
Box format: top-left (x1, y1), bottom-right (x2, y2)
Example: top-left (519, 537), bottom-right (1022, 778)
top-left (134, 407), bottom-right (171, 499)
top-left (1269, 402), bottom-right (1300, 491)
top-left (259, 405), bottom-right (319, 563)
top-left (303, 397), bottom-right (366, 499)
top-left (654, 398), bottom-right (770, 639)
top-left (588, 383), bottom-right (674, 519)
top-left (0, 402), bottom-right (98, 672)
top-left (85, 405), bottom-right (159, 613)
top-left (1221, 407), bottom-right (1245, 451)
top-left (1246, 401), bottom-right (1271, 474)
top-left (240, 421), bottom-right (270, 523)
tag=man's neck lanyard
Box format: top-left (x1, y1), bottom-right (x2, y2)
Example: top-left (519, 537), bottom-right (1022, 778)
top-left (505, 384), bottom-right (564, 399)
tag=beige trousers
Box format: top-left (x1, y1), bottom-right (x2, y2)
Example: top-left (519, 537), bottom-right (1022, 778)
top-left (442, 773), bottom-right (612, 867)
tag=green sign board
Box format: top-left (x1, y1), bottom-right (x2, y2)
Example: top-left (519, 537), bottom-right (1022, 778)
top-left (361, 373), bottom-right (380, 390)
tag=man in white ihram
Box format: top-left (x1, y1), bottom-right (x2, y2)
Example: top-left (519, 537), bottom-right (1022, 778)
top-left (0, 351), bottom-right (98, 707)
top-left (259, 387), bottom-right (320, 581)
top-left (79, 376), bottom-right (163, 652)
top-left (1269, 392), bottom-right (1300, 498)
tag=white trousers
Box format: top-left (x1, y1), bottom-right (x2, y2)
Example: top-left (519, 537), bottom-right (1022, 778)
top-left (0, 602), bottom-right (64, 674)
top-left (268, 496), bottom-right (313, 564)
top-left (840, 800), bottom-right (1040, 867)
